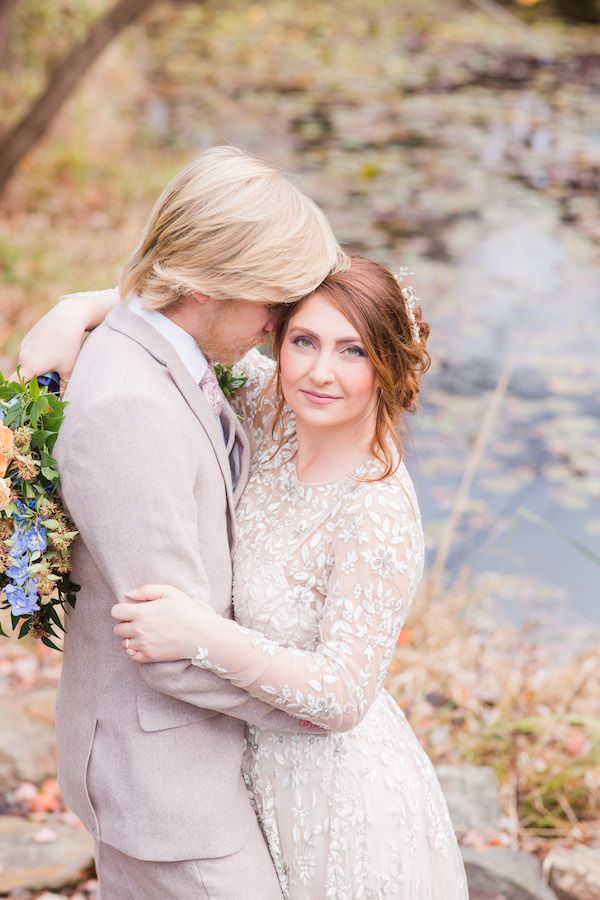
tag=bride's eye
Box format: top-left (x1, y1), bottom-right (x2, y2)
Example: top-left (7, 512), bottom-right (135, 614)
top-left (345, 345), bottom-right (367, 358)
top-left (292, 336), bottom-right (314, 349)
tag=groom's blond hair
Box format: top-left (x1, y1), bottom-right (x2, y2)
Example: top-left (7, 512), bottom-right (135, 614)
top-left (120, 146), bottom-right (348, 308)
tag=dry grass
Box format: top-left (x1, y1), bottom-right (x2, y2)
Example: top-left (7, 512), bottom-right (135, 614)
top-left (388, 570), bottom-right (600, 849)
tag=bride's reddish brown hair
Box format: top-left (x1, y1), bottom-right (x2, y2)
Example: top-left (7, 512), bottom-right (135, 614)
top-left (270, 255), bottom-right (431, 481)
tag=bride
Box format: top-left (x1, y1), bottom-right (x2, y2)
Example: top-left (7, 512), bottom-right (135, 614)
top-left (19, 257), bottom-right (468, 899)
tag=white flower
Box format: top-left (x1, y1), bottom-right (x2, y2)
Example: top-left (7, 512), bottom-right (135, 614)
top-left (341, 551), bottom-right (358, 574)
top-left (363, 545), bottom-right (397, 577)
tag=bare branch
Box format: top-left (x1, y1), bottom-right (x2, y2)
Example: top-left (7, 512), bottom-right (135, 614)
top-left (0, 0), bottom-right (162, 196)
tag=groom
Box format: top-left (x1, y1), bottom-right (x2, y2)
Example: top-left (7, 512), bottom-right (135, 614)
top-left (54, 147), bottom-right (347, 898)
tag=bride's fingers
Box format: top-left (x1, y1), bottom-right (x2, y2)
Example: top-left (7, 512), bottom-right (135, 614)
top-left (119, 637), bottom-right (149, 664)
top-left (113, 622), bottom-right (135, 639)
top-left (111, 602), bottom-right (139, 623)
top-left (126, 584), bottom-right (169, 601)
top-left (8, 366), bottom-right (32, 381)
top-left (15, 347), bottom-right (38, 381)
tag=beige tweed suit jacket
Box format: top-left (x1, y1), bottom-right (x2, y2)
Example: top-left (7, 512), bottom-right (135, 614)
top-left (54, 302), bottom-right (302, 863)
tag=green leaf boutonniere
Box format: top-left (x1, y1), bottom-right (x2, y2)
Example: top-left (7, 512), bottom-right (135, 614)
top-left (214, 364), bottom-right (248, 399)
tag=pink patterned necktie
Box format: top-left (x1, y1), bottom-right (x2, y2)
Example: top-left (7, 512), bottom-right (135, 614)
top-left (199, 363), bottom-right (224, 418)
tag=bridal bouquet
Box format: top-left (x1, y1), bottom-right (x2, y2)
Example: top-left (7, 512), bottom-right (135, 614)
top-left (0, 373), bottom-right (78, 649)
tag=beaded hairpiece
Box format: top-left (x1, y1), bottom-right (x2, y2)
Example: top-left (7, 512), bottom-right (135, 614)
top-left (393, 267), bottom-right (421, 343)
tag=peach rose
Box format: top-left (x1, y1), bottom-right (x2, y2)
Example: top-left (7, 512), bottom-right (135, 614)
top-left (0, 477), bottom-right (11, 511)
top-left (0, 424), bottom-right (14, 458)
top-left (0, 425), bottom-right (14, 478)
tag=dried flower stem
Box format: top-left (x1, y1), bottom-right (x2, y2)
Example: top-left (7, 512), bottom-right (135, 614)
top-left (429, 352), bottom-right (515, 593)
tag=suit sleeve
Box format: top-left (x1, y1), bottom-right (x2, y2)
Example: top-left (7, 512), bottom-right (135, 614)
top-left (58, 389), bottom-right (305, 733)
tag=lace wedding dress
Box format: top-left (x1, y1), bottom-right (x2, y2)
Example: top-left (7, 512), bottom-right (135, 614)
top-left (194, 351), bottom-right (469, 899)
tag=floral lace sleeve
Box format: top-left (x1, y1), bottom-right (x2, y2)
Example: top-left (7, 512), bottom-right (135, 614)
top-left (191, 480), bottom-right (424, 732)
top-left (228, 349), bottom-right (278, 455)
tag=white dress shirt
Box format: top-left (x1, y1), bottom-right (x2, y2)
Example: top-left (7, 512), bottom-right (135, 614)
top-left (127, 293), bottom-right (209, 384)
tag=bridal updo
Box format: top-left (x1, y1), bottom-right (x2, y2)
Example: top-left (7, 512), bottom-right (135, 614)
top-left (270, 256), bottom-right (431, 481)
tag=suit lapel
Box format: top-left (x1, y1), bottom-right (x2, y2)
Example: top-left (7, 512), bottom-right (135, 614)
top-left (106, 306), bottom-right (237, 542)
top-left (232, 409), bottom-right (250, 506)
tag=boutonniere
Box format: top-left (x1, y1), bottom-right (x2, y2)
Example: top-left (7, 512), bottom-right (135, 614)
top-left (214, 364), bottom-right (248, 399)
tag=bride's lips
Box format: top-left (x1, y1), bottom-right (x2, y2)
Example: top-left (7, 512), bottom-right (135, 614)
top-left (300, 389), bottom-right (342, 406)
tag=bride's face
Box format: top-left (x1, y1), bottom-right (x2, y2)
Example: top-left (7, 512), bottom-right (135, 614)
top-left (279, 293), bottom-right (378, 431)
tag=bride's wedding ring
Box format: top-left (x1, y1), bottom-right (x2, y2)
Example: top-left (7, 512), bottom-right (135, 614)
top-left (124, 638), bottom-right (136, 657)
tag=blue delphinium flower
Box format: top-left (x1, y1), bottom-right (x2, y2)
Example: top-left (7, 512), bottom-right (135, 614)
top-left (24, 525), bottom-right (47, 555)
top-left (9, 527), bottom-right (30, 557)
top-left (13, 500), bottom-right (26, 517)
top-left (5, 580), bottom-right (39, 615)
top-left (6, 553), bottom-right (30, 586)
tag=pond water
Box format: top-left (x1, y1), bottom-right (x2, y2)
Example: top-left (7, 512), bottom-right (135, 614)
top-left (406, 216), bottom-right (599, 628)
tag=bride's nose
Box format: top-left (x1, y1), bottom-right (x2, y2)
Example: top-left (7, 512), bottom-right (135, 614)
top-left (310, 352), bottom-right (335, 384)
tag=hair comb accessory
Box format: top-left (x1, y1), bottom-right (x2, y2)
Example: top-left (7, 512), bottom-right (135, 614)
top-left (393, 269), bottom-right (421, 343)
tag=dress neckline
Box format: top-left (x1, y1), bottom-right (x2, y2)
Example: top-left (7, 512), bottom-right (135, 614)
top-left (291, 454), bottom-right (374, 487)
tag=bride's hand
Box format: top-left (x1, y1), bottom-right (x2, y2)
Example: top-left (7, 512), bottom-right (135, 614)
top-left (112, 584), bottom-right (218, 663)
top-left (14, 296), bottom-right (91, 388)
top-left (13, 288), bottom-right (119, 388)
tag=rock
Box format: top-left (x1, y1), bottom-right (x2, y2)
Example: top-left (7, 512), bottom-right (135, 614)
top-left (0, 815), bottom-right (93, 893)
top-left (462, 847), bottom-right (558, 900)
top-left (436, 764), bottom-right (502, 836)
top-left (0, 688), bottom-right (57, 791)
top-left (543, 844), bottom-right (600, 900)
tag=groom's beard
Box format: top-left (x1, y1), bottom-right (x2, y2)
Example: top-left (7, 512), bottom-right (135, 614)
top-left (197, 325), bottom-right (266, 365)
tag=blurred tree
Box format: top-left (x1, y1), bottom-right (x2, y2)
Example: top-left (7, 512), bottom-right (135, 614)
top-left (511, 0), bottom-right (600, 21)
top-left (0, 0), bottom-right (21, 63)
top-left (0, 0), bottom-right (199, 197)
top-left (553, 0), bottom-right (599, 22)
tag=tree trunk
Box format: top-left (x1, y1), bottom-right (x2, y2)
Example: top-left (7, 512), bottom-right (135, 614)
top-left (0, 0), bottom-right (161, 197)
top-left (0, 0), bottom-right (21, 65)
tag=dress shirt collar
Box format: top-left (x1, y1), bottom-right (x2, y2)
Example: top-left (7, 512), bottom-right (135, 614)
top-left (127, 293), bottom-right (208, 384)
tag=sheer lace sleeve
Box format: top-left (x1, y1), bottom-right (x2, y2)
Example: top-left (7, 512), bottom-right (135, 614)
top-left (228, 349), bottom-right (278, 455)
top-left (191, 478), bottom-right (424, 732)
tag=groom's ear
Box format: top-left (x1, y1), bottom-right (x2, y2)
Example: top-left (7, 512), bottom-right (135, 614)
top-left (191, 291), bottom-right (212, 305)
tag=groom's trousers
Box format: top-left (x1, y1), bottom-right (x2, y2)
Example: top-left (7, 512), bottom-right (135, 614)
top-left (94, 815), bottom-right (283, 900)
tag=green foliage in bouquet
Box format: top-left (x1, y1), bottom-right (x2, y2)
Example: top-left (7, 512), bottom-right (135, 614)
top-left (0, 373), bottom-right (78, 650)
